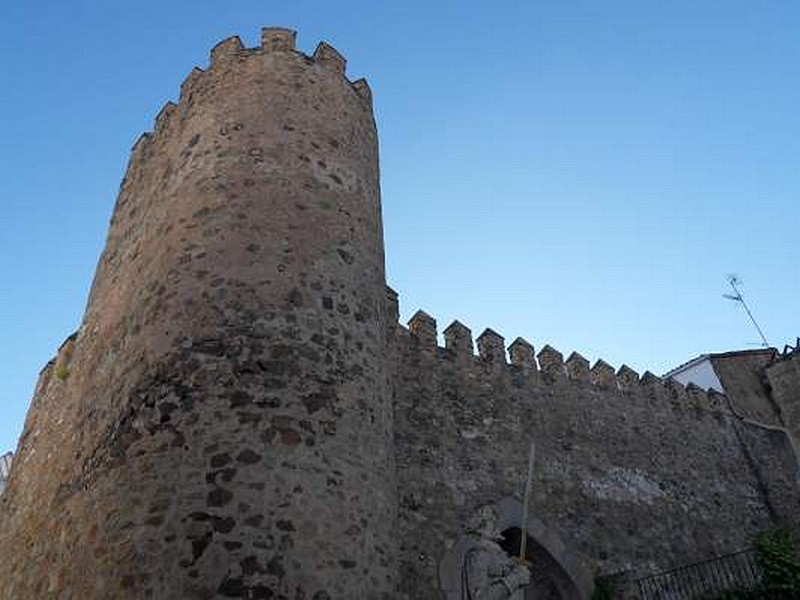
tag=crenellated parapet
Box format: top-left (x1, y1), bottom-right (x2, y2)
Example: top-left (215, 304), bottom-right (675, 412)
top-left (126, 27), bottom-right (371, 172)
top-left (4, 24), bottom-right (795, 598)
top-left (392, 306), bottom-right (731, 414)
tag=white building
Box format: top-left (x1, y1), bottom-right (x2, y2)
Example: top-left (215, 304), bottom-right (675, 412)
top-left (663, 354), bottom-right (726, 393)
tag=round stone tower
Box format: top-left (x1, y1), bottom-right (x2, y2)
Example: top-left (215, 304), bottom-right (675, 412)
top-left (0, 28), bottom-right (395, 598)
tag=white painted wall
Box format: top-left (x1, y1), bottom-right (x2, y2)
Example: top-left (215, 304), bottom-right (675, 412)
top-left (668, 358), bottom-right (724, 393)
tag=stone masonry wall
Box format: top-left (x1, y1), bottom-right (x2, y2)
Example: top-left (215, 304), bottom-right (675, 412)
top-left (767, 352), bottom-right (800, 445)
top-left (391, 312), bottom-right (800, 599)
top-left (1, 24), bottom-right (798, 600)
top-left (0, 28), bottom-right (396, 599)
top-left (711, 351), bottom-right (781, 426)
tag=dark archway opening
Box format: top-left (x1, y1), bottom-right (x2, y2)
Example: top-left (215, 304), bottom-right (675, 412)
top-left (499, 527), bottom-right (576, 600)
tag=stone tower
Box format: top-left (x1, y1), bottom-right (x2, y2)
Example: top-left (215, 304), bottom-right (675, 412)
top-left (0, 28), bottom-right (396, 599)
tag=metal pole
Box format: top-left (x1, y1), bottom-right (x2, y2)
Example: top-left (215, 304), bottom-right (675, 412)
top-left (728, 277), bottom-right (769, 347)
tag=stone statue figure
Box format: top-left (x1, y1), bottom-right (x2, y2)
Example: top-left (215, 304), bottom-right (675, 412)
top-left (443, 505), bottom-right (531, 599)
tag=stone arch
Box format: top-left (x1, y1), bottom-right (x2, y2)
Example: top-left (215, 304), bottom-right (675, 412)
top-left (494, 496), bottom-right (593, 600)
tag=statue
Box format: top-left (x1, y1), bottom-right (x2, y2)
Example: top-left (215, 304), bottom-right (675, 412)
top-left (440, 505), bottom-right (531, 599)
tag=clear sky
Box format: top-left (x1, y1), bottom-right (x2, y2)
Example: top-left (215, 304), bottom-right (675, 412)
top-left (1, 1), bottom-right (798, 454)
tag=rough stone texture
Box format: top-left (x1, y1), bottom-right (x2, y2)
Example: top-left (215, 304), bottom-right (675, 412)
top-left (390, 329), bottom-right (800, 599)
top-left (408, 311), bottom-right (437, 350)
top-left (711, 350), bottom-right (781, 426)
top-left (476, 329), bottom-right (506, 366)
top-left (617, 365), bottom-right (639, 389)
top-left (443, 321), bottom-right (473, 360)
top-left (590, 360), bottom-right (617, 390)
top-left (565, 352), bottom-right (590, 384)
top-left (767, 352), bottom-right (800, 443)
top-left (0, 29), bottom-right (395, 599)
top-left (1, 26), bottom-right (800, 600)
top-left (538, 345), bottom-right (566, 380)
top-left (508, 338), bottom-right (536, 373)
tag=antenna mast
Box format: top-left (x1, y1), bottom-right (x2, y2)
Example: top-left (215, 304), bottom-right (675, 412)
top-left (723, 275), bottom-right (769, 348)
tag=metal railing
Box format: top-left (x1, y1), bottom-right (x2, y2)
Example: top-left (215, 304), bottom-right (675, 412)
top-left (635, 548), bottom-right (761, 599)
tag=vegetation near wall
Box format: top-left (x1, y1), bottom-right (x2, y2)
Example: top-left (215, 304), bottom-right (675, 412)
top-left (707, 527), bottom-right (800, 600)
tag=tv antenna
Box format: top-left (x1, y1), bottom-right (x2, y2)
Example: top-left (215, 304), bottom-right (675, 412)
top-left (723, 275), bottom-right (769, 348)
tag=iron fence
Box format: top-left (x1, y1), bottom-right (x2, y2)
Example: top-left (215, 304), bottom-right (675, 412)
top-left (635, 548), bottom-right (761, 600)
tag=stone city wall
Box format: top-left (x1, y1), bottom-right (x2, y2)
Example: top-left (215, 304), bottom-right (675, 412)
top-left (390, 309), bottom-right (800, 599)
top-left (0, 24), bottom-right (798, 600)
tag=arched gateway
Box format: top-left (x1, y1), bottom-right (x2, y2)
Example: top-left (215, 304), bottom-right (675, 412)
top-left (439, 498), bottom-right (593, 600)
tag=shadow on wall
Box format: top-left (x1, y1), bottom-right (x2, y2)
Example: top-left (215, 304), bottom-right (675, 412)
top-left (499, 527), bottom-right (576, 599)
top-left (496, 497), bottom-right (593, 600)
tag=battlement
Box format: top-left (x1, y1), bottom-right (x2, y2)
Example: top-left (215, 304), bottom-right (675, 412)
top-left (3, 26), bottom-right (799, 599)
top-left (128, 27), bottom-right (371, 163)
top-left (261, 27), bottom-right (297, 52)
top-left (397, 307), bottom-right (730, 414)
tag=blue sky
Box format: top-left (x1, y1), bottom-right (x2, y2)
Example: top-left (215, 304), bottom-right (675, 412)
top-left (1, 1), bottom-right (798, 453)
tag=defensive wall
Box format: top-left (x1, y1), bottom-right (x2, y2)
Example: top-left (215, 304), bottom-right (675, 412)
top-left (0, 26), bottom-right (798, 599)
top-left (389, 303), bottom-right (800, 598)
